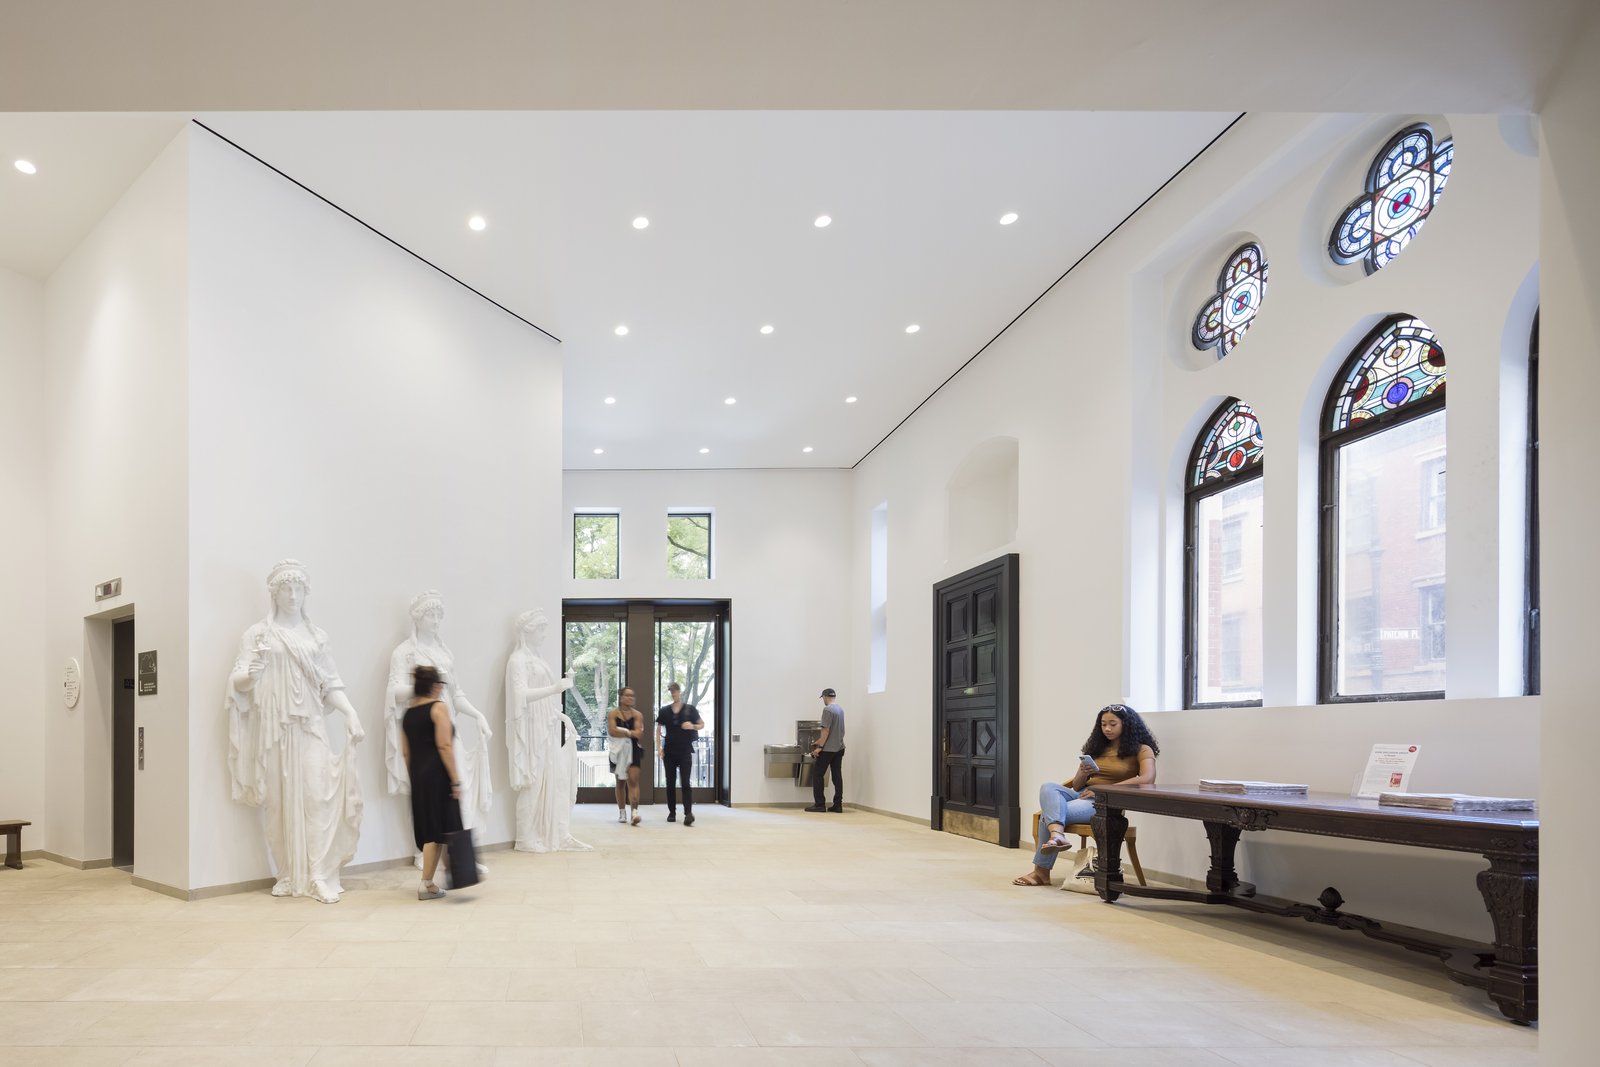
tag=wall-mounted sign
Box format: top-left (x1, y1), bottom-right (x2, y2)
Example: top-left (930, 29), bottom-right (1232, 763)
top-left (63, 659), bottom-right (81, 708)
top-left (95, 578), bottom-right (122, 601)
top-left (137, 650), bottom-right (158, 696)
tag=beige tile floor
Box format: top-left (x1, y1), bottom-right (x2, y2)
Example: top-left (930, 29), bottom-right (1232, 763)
top-left (0, 805), bottom-right (1537, 1065)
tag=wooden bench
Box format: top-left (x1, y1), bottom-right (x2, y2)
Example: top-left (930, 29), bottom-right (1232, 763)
top-left (1, 819), bottom-right (29, 870)
top-left (1031, 810), bottom-right (1146, 885)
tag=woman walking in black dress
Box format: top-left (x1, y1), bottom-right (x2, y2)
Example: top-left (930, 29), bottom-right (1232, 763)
top-left (401, 665), bottom-right (463, 899)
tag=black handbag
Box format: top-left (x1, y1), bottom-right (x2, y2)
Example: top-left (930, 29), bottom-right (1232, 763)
top-left (443, 827), bottom-right (479, 890)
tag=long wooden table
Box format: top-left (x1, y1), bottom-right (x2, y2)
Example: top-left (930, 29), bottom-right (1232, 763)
top-left (1, 819), bottom-right (29, 870)
top-left (1090, 784), bottom-right (1538, 1025)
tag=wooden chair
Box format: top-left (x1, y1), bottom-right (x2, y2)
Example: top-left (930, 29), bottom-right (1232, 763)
top-left (1031, 810), bottom-right (1146, 886)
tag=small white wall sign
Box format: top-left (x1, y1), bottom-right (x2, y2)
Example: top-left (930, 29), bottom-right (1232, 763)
top-left (63, 658), bottom-right (82, 708)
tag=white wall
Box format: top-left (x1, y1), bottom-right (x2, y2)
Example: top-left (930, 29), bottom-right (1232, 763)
top-left (563, 468), bottom-right (854, 804)
top-left (0, 267), bottom-right (47, 835)
top-left (850, 112), bottom-right (1540, 941)
top-left (185, 130), bottom-right (564, 891)
top-left (1535, 6), bottom-right (1600, 1057)
top-left (42, 131), bottom-right (191, 891)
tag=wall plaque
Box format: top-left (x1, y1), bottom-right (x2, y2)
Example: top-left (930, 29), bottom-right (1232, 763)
top-left (137, 650), bottom-right (158, 696)
top-left (63, 658), bottom-right (81, 708)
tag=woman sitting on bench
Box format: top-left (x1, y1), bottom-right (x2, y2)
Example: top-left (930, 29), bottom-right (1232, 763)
top-left (1013, 703), bottom-right (1160, 887)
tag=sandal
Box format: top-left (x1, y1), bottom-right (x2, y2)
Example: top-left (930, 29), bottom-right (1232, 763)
top-left (1038, 832), bottom-right (1073, 853)
top-left (1012, 870), bottom-right (1051, 887)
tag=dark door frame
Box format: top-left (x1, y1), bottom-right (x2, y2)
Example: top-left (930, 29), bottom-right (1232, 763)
top-left (562, 599), bottom-right (732, 807)
top-left (930, 553), bottom-right (1020, 847)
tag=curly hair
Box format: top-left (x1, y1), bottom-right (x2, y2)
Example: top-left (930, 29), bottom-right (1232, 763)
top-left (1082, 703), bottom-right (1161, 760)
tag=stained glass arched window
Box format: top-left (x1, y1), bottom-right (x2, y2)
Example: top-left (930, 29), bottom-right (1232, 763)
top-left (1192, 400), bottom-right (1264, 484)
top-left (1330, 124), bottom-right (1454, 275)
top-left (1320, 315), bottom-right (1448, 702)
top-left (1327, 315), bottom-right (1446, 432)
top-left (1192, 244), bottom-right (1269, 359)
top-left (1185, 399), bottom-right (1265, 707)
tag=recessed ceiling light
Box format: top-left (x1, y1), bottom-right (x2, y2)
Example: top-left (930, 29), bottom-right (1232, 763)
top-left (845, 396), bottom-right (857, 404)
top-left (614, 325), bottom-right (629, 336)
top-left (467, 215), bottom-right (487, 231)
top-left (699, 447), bottom-right (710, 454)
top-left (14, 160), bottom-right (37, 175)
top-left (905, 324), bottom-right (921, 334)
top-left (760, 325), bottom-right (774, 335)
top-left (724, 397), bottom-right (737, 405)
top-left (814, 215), bottom-right (832, 228)
top-left (802, 446), bottom-right (814, 453)
top-left (603, 396), bottom-right (616, 405)
top-left (633, 216), bottom-right (650, 229)
top-left (593, 448), bottom-right (605, 455)
top-left (999, 212), bottom-right (1019, 225)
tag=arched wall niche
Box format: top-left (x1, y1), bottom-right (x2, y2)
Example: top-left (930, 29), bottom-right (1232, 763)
top-left (946, 435), bottom-right (1020, 565)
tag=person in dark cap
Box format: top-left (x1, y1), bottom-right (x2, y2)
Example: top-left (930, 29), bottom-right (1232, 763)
top-left (805, 688), bottom-right (846, 812)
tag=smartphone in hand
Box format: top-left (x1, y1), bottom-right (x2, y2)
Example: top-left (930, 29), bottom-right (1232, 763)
top-left (1079, 753), bottom-right (1099, 772)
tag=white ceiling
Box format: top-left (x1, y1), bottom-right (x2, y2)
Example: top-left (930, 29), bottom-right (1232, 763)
top-left (0, 114), bottom-right (188, 278)
top-left (0, 1), bottom-right (1587, 468)
top-left (195, 110), bottom-right (1235, 469)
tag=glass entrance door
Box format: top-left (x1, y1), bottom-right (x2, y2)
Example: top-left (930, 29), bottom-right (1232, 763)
top-left (654, 616), bottom-right (722, 806)
top-left (563, 600), bottom-right (730, 807)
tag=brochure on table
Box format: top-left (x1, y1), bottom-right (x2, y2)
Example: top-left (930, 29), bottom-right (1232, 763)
top-left (1355, 743), bottom-right (1421, 798)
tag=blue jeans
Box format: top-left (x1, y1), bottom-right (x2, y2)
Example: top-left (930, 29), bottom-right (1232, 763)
top-left (1033, 782), bottom-right (1096, 870)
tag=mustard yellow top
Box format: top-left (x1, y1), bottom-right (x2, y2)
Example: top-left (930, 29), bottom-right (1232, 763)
top-left (1084, 746), bottom-right (1150, 788)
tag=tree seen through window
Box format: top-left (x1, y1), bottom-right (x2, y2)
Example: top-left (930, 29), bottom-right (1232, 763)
top-left (667, 512), bottom-right (712, 579)
top-left (573, 513), bottom-right (620, 579)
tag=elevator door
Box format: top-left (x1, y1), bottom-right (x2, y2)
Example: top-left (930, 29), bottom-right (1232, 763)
top-left (112, 618), bottom-right (135, 869)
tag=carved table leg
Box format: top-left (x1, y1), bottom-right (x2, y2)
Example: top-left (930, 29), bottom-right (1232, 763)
top-left (1477, 851), bottom-right (1538, 1025)
top-left (1204, 820), bottom-right (1242, 894)
top-left (1091, 801), bottom-right (1127, 902)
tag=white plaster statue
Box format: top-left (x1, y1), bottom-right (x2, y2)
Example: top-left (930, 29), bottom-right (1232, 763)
top-left (226, 559), bottom-right (364, 904)
top-left (506, 609), bottom-right (589, 853)
top-left (384, 591), bottom-right (494, 838)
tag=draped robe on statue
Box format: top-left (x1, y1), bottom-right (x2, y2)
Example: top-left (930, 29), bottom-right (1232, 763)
top-left (226, 620), bottom-right (362, 900)
top-left (384, 639), bottom-right (492, 829)
top-left (506, 648), bottom-right (589, 852)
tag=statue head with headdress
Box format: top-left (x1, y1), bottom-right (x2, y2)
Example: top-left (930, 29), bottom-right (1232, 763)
top-left (266, 559), bottom-right (311, 619)
top-left (409, 590), bottom-right (445, 636)
top-left (515, 608), bottom-right (549, 649)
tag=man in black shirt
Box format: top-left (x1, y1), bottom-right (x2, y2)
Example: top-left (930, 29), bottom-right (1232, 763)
top-left (656, 682), bottom-right (704, 826)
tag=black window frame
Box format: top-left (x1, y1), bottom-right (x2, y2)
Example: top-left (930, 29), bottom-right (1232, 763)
top-left (665, 510), bottom-right (714, 580)
top-left (1318, 314), bottom-right (1447, 704)
top-left (1526, 310), bottom-right (1540, 695)
top-left (572, 510), bottom-right (622, 580)
top-left (1183, 397), bottom-right (1265, 710)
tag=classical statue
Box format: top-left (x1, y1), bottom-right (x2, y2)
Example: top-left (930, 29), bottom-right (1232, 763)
top-left (384, 590), bottom-right (493, 832)
top-left (505, 609), bottom-right (589, 853)
top-left (226, 559), bottom-right (364, 904)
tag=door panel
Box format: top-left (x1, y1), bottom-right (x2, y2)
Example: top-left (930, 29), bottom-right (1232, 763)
top-left (931, 554), bottom-right (1020, 848)
top-left (112, 619), bottom-right (135, 869)
top-left (653, 617), bottom-right (720, 804)
top-left (562, 616), bottom-right (630, 804)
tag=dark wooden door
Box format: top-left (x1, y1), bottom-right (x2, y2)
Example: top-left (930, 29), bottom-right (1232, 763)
top-left (931, 554), bottom-right (1019, 847)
